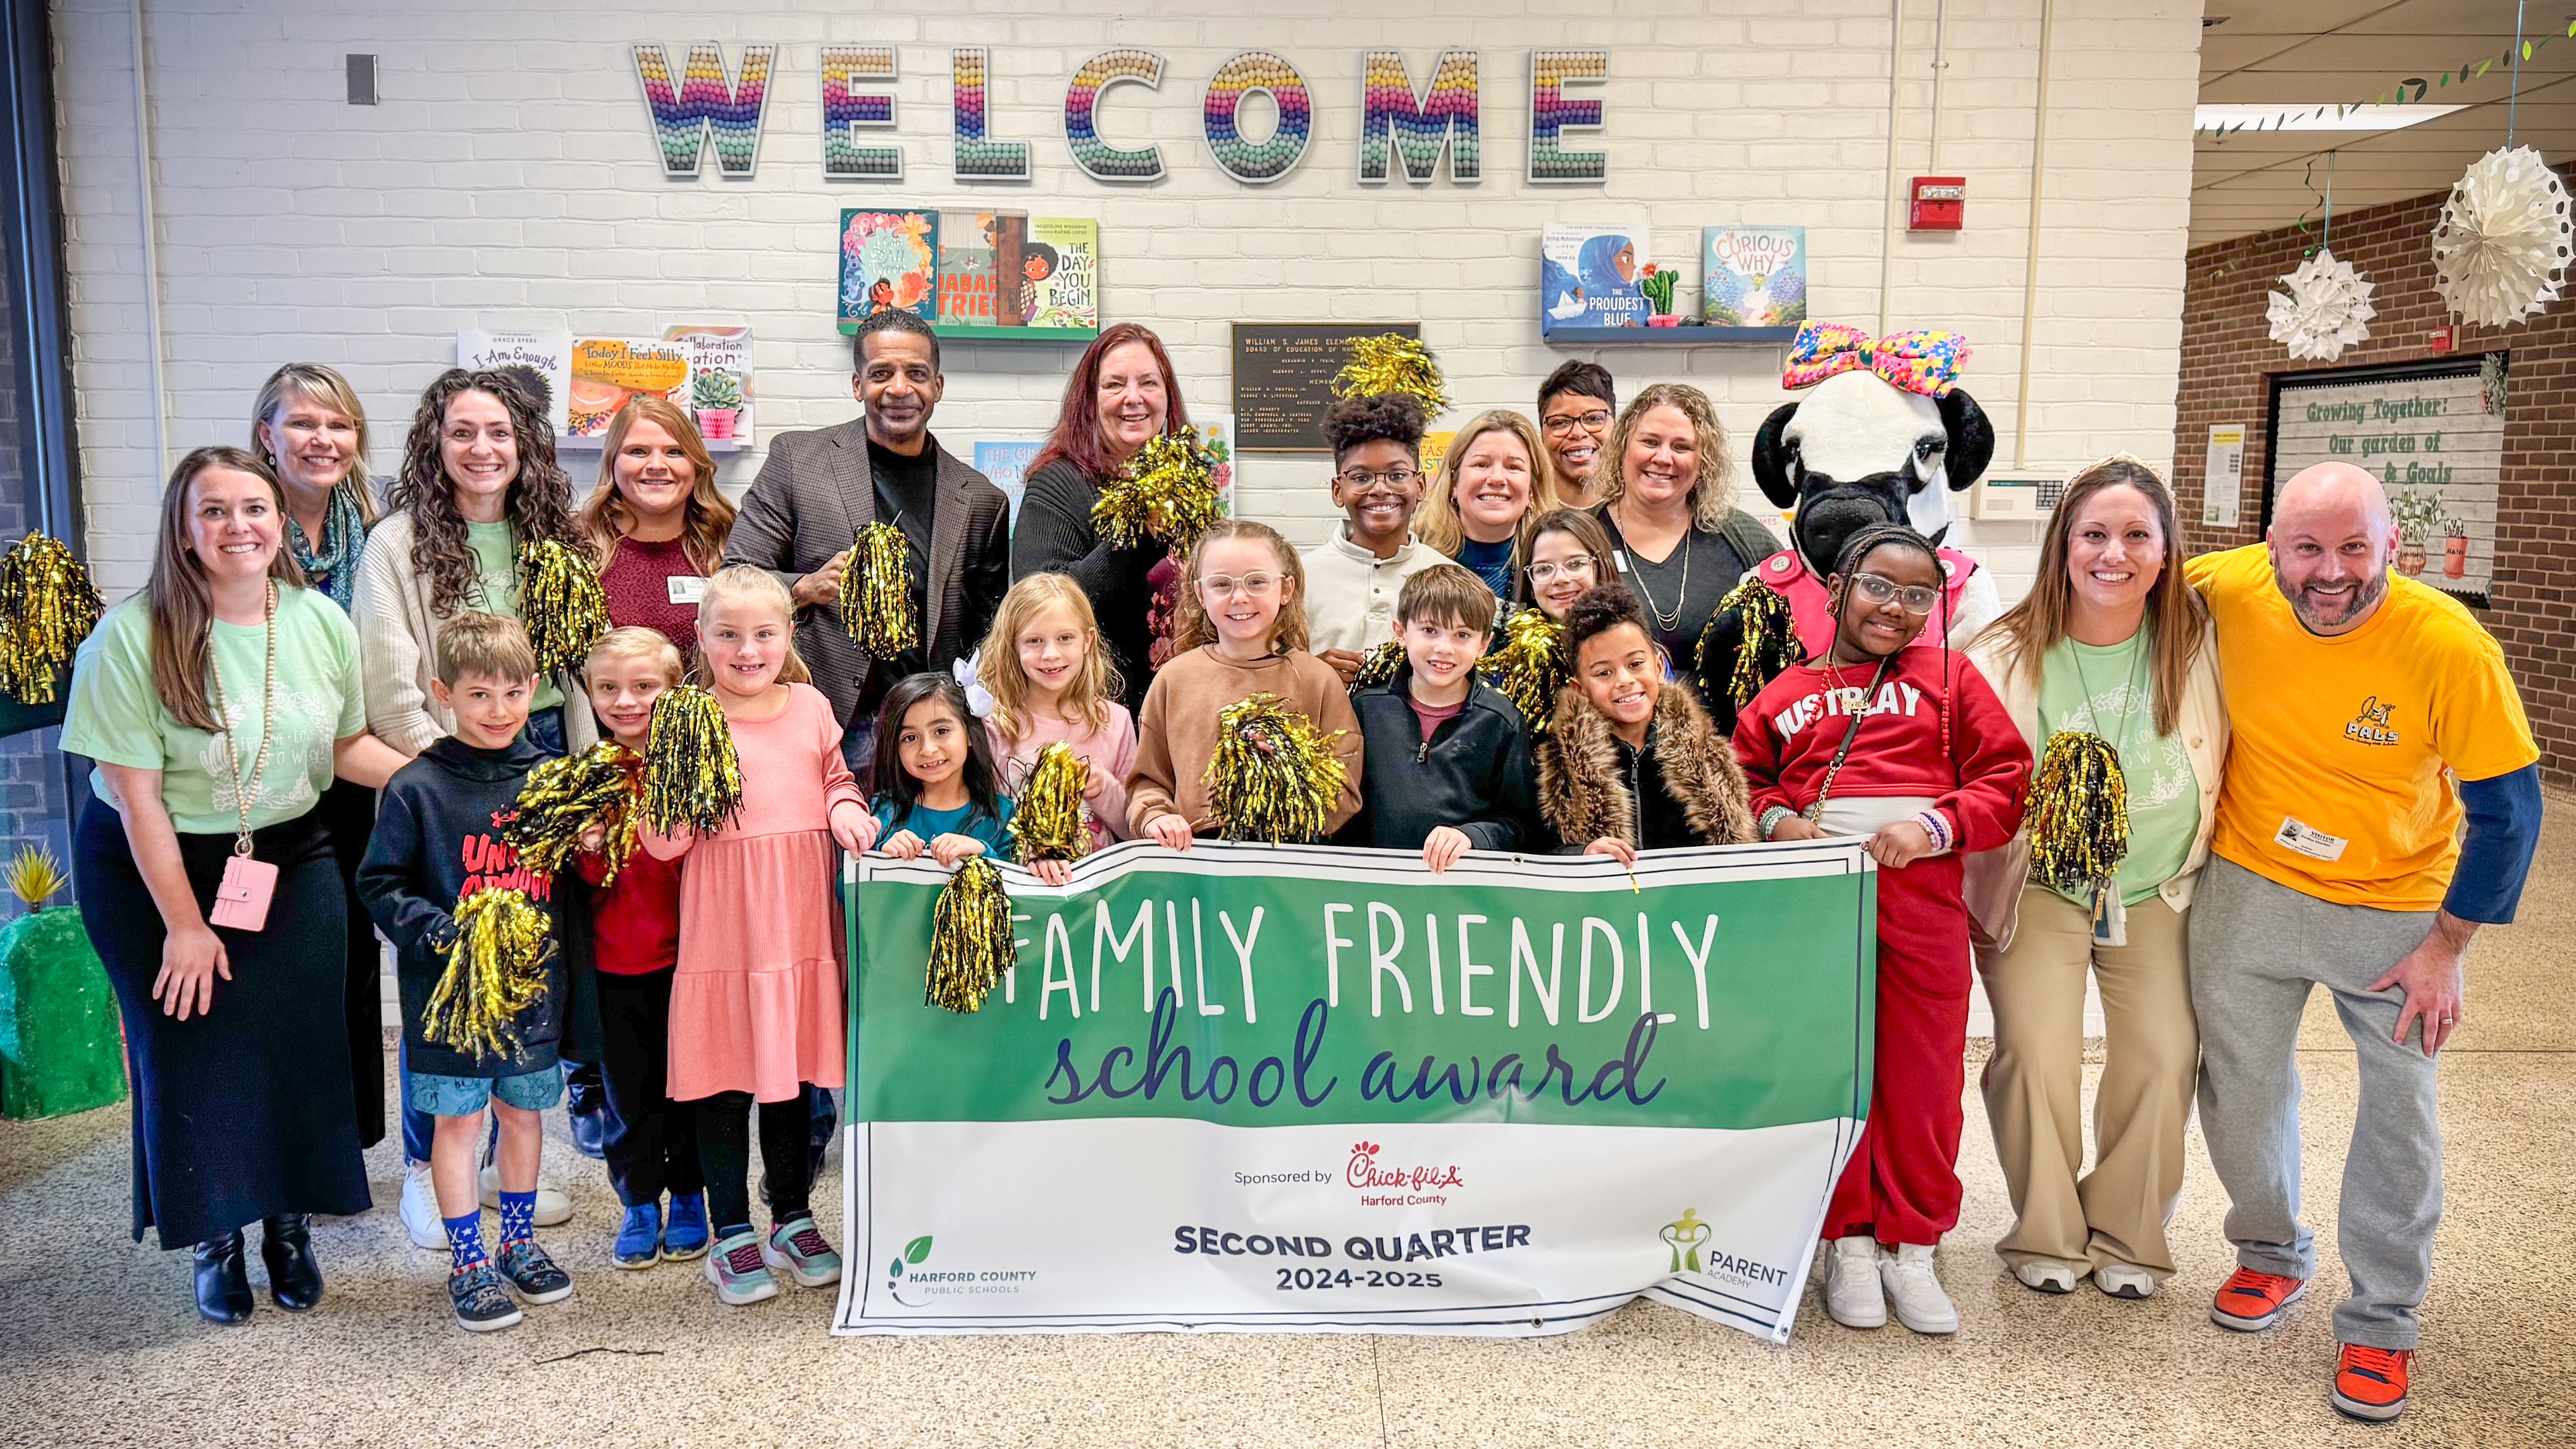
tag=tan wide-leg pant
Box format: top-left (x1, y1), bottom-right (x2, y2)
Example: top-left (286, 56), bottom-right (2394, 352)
top-left (1976, 887), bottom-right (2199, 1279)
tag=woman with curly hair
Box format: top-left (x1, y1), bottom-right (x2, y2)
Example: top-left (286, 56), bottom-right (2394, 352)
top-left (1591, 382), bottom-right (1782, 668)
top-left (351, 368), bottom-right (598, 1248)
top-left (354, 368), bottom-right (595, 760)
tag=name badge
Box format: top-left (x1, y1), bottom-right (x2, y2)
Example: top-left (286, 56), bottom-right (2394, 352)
top-left (1612, 550), bottom-right (1632, 573)
top-left (2274, 816), bottom-right (2349, 863)
top-left (667, 575), bottom-right (708, 605)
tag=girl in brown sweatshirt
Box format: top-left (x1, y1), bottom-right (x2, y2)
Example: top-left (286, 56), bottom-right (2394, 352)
top-left (1126, 521), bottom-right (1364, 844)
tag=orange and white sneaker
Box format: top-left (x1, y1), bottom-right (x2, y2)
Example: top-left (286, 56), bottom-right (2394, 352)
top-left (2209, 1266), bottom-right (2307, 1331)
top-left (2332, 1343), bottom-right (2413, 1422)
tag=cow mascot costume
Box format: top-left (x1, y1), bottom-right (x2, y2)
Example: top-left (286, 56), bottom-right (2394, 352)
top-left (1694, 323), bottom-right (1997, 729)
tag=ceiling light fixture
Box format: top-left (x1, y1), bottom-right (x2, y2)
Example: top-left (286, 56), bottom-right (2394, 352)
top-left (2196, 102), bottom-right (2467, 133)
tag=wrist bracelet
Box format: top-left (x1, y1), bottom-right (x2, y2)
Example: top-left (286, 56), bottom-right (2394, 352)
top-left (1914, 809), bottom-right (1952, 853)
top-left (1758, 805), bottom-right (1794, 841)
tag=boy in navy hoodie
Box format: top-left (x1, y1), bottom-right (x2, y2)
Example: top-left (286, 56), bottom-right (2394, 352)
top-left (1339, 564), bottom-right (1539, 870)
top-left (359, 613), bottom-right (573, 1333)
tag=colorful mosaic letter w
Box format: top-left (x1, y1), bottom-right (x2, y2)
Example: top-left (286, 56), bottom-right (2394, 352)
top-left (631, 43), bottom-right (775, 178)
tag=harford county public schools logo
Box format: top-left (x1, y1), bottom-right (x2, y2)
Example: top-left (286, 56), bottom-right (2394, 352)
top-left (2346, 695), bottom-right (2400, 746)
top-left (885, 1234), bottom-right (935, 1305)
top-left (1660, 1208), bottom-right (1711, 1272)
top-left (884, 1233), bottom-right (1039, 1305)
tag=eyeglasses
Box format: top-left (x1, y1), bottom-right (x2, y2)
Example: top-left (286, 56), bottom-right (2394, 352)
top-left (1525, 556), bottom-right (1598, 584)
top-left (1850, 572), bottom-right (1940, 614)
top-left (1198, 572), bottom-right (1282, 599)
top-left (1336, 468), bottom-right (1422, 490)
top-left (1541, 410), bottom-right (1612, 437)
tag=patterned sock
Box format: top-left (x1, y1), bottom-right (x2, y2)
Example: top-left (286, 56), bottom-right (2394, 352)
top-left (498, 1189), bottom-right (536, 1248)
top-left (445, 1212), bottom-right (487, 1274)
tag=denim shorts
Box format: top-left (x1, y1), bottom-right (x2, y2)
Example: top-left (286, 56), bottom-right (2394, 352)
top-left (405, 1065), bottom-right (566, 1117)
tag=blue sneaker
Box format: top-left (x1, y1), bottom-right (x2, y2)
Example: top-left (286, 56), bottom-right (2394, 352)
top-left (764, 1216), bottom-right (843, 1288)
top-left (662, 1192), bottom-right (710, 1262)
top-left (704, 1229), bottom-right (778, 1306)
top-left (613, 1204), bottom-right (662, 1270)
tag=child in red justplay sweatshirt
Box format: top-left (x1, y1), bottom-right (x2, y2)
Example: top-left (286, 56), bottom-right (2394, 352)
top-left (1733, 524), bottom-right (2031, 1340)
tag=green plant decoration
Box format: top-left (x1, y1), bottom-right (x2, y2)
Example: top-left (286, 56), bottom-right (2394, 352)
top-left (692, 368), bottom-right (744, 410)
top-left (0, 844), bottom-right (127, 1120)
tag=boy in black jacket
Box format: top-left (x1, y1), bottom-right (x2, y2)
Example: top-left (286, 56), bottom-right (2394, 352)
top-left (1339, 565), bottom-right (1539, 870)
top-left (359, 613), bottom-right (572, 1333)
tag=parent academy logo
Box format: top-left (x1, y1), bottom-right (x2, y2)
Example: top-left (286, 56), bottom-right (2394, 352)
top-left (1660, 1207), bottom-right (1789, 1289)
top-left (1345, 1141), bottom-right (1465, 1207)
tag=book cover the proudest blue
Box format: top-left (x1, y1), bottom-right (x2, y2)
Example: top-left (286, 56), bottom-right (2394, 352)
top-left (1539, 223), bottom-right (1650, 335)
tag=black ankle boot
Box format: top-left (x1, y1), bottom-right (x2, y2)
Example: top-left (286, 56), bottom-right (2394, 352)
top-left (260, 1214), bottom-right (323, 1312)
top-left (192, 1230), bottom-right (254, 1324)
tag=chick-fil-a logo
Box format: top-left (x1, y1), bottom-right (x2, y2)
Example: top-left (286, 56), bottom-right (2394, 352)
top-left (1346, 1141), bottom-right (1465, 1194)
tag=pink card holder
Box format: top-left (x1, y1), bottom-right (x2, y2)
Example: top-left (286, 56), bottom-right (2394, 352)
top-left (209, 854), bottom-right (279, 933)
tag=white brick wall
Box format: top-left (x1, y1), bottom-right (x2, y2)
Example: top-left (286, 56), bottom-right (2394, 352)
top-left (54, 0), bottom-right (2198, 602)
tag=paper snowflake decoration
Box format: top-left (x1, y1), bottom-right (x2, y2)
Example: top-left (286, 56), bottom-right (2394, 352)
top-left (2266, 248), bottom-right (2376, 362)
top-left (2431, 145), bottom-right (2574, 328)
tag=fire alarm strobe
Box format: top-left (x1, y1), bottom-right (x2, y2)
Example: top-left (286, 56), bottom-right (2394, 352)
top-left (1909, 176), bottom-right (1965, 231)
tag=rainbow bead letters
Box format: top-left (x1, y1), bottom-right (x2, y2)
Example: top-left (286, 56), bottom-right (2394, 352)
top-left (1358, 50), bottom-right (1481, 185)
top-left (631, 43), bottom-right (774, 178)
top-left (631, 45), bottom-right (1606, 186)
top-left (821, 46), bottom-right (901, 180)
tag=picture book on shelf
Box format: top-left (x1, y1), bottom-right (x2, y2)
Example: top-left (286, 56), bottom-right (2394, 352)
top-left (839, 210), bottom-right (938, 326)
top-left (1539, 223), bottom-right (1651, 334)
top-left (936, 211), bottom-right (1034, 329)
top-left (1701, 227), bottom-right (1807, 329)
top-left (1023, 217), bottom-right (1099, 331)
top-left (972, 440), bottom-right (1045, 533)
top-left (457, 330), bottom-right (571, 436)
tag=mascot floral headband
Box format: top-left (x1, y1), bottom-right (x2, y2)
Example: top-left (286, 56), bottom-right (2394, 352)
top-left (1781, 322), bottom-right (1971, 398)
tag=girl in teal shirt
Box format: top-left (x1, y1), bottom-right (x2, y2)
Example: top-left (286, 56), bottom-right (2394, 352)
top-left (867, 673), bottom-right (1016, 862)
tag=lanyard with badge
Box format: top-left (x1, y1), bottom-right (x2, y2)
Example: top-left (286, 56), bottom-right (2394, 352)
top-left (205, 581), bottom-right (281, 932)
top-left (2033, 641), bottom-right (2142, 947)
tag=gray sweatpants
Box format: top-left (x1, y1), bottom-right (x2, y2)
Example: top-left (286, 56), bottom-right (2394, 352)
top-left (2188, 857), bottom-right (2444, 1350)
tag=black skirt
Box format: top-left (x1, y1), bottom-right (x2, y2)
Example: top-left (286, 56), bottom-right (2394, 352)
top-left (73, 800), bottom-right (371, 1248)
top-left (316, 776), bottom-right (387, 1149)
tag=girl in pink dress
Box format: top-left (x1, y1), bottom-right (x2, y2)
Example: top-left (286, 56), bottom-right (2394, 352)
top-left (644, 567), bottom-right (877, 1307)
top-left (978, 573), bottom-right (1138, 856)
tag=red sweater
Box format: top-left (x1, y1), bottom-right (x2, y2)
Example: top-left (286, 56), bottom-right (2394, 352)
top-left (1731, 649), bottom-right (2030, 853)
top-left (600, 534), bottom-right (705, 668)
top-left (576, 761), bottom-right (683, 976)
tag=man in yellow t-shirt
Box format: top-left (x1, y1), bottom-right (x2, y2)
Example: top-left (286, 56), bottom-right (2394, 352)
top-left (2183, 462), bottom-right (2541, 1425)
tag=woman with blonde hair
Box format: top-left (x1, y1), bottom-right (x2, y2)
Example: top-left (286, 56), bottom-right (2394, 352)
top-left (1963, 455), bottom-right (2225, 1302)
top-left (1412, 409), bottom-right (1552, 605)
top-left (578, 396), bottom-right (738, 670)
top-left (1591, 382), bottom-right (1779, 665)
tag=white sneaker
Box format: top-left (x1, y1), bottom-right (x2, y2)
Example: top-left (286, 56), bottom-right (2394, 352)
top-left (1880, 1243), bottom-right (1960, 1334)
top-left (2093, 1262), bottom-right (2159, 1299)
top-left (1824, 1235), bottom-right (1887, 1329)
top-left (2014, 1260), bottom-right (2084, 1295)
top-left (479, 1163), bottom-right (573, 1226)
top-left (398, 1162), bottom-right (447, 1251)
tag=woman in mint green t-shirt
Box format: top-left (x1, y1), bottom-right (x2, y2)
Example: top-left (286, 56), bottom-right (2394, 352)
top-left (1961, 458), bottom-right (2228, 1303)
top-left (64, 446), bottom-right (405, 1324)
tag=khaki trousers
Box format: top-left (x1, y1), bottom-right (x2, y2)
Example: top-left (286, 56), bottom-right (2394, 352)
top-left (1976, 887), bottom-right (2199, 1279)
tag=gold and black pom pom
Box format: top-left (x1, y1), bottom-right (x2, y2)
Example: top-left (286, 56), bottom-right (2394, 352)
top-left (503, 741), bottom-right (642, 884)
top-left (517, 539), bottom-right (611, 674)
top-left (926, 856), bottom-right (1012, 1013)
top-left (641, 685), bottom-right (743, 835)
top-left (841, 522), bottom-right (919, 658)
top-left (1350, 638), bottom-right (1407, 693)
top-left (1205, 693), bottom-right (1348, 845)
top-left (0, 531), bottom-right (102, 705)
top-left (423, 887), bottom-right (556, 1060)
top-left (2025, 731), bottom-right (2130, 895)
top-left (1477, 608), bottom-right (1567, 734)
top-left (1333, 333), bottom-right (1447, 416)
top-left (1710, 575), bottom-right (1802, 708)
top-left (1092, 433), bottom-right (1222, 552)
top-left (1008, 742), bottom-right (1093, 866)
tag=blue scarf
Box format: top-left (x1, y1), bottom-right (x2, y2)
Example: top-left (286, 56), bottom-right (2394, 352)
top-left (287, 486), bottom-right (367, 610)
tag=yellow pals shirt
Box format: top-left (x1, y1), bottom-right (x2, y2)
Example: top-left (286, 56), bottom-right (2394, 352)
top-left (2186, 545), bottom-right (2538, 911)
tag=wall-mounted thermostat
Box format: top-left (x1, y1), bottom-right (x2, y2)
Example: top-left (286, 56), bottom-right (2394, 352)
top-left (1971, 476), bottom-right (2056, 520)
top-left (1909, 176), bottom-right (1965, 231)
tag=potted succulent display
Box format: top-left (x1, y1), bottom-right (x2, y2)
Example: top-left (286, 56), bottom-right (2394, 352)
top-left (693, 368), bottom-right (744, 442)
top-left (0, 844), bottom-right (124, 1119)
top-left (2391, 489), bottom-right (2442, 577)
top-left (1640, 264), bottom-right (1681, 326)
top-left (2443, 518), bottom-right (2469, 579)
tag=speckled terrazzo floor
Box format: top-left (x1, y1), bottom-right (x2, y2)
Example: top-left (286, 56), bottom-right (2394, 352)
top-left (5, 809), bottom-right (2574, 1449)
